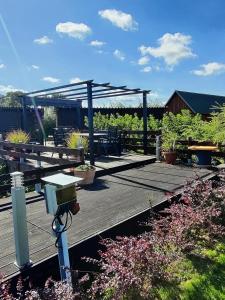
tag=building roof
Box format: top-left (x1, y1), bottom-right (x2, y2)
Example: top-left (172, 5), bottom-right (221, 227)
top-left (166, 90), bottom-right (225, 114)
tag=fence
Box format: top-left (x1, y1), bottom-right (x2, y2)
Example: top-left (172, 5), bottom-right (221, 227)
top-left (56, 107), bottom-right (165, 129)
top-left (80, 107), bottom-right (165, 121)
top-left (120, 130), bottom-right (161, 154)
top-left (0, 107), bottom-right (43, 135)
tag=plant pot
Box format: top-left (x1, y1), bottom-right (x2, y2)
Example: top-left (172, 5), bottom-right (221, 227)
top-left (74, 168), bottom-right (96, 185)
top-left (163, 151), bottom-right (177, 164)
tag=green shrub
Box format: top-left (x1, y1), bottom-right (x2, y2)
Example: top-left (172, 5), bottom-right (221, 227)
top-left (85, 112), bottom-right (161, 131)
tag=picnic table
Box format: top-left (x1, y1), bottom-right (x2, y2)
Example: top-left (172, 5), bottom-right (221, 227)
top-left (188, 145), bottom-right (218, 167)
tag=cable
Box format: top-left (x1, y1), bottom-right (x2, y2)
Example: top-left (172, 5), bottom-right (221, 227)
top-left (52, 205), bottom-right (73, 248)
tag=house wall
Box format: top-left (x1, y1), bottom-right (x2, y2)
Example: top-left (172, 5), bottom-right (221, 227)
top-left (165, 94), bottom-right (191, 114)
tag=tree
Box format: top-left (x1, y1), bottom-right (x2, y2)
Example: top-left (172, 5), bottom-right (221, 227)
top-left (0, 91), bottom-right (24, 107)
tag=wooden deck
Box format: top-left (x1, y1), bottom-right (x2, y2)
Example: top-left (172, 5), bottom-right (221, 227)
top-left (0, 162), bottom-right (213, 280)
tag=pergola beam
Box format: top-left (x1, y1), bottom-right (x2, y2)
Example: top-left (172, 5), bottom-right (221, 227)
top-left (66, 91), bottom-right (144, 101)
top-left (24, 80), bottom-right (93, 96)
top-left (37, 86), bottom-right (88, 98)
top-left (60, 87), bottom-right (126, 98)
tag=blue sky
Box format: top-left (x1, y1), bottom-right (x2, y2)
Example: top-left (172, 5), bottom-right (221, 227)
top-left (1, 0), bottom-right (225, 105)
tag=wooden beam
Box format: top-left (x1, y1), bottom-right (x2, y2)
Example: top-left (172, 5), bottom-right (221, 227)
top-left (143, 91), bottom-right (148, 155)
top-left (87, 82), bottom-right (94, 165)
top-left (0, 149), bottom-right (80, 165)
top-left (24, 80), bottom-right (93, 96)
top-left (0, 141), bottom-right (84, 156)
top-left (67, 91), bottom-right (144, 102)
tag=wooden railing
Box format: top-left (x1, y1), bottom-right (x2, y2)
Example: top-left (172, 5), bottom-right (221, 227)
top-left (0, 142), bottom-right (84, 195)
top-left (0, 141), bottom-right (84, 165)
top-left (120, 130), bottom-right (161, 154)
top-left (0, 161), bottom-right (83, 195)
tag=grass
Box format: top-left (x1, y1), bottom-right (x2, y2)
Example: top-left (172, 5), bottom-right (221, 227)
top-left (155, 241), bottom-right (225, 300)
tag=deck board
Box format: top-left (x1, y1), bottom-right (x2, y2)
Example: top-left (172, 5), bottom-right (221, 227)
top-left (0, 162), bottom-right (212, 279)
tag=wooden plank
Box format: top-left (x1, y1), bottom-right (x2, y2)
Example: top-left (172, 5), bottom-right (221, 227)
top-left (0, 149), bottom-right (79, 165)
top-left (0, 141), bottom-right (84, 156)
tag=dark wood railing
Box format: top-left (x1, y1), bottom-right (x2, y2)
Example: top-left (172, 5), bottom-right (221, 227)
top-left (0, 142), bottom-right (84, 195)
top-left (0, 141), bottom-right (84, 165)
top-left (120, 130), bottom-right (161, 154)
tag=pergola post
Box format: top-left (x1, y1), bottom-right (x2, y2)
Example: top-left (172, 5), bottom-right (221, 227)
top-left (87, 81), bottom-right (95, 165)
top-left (21, 96), bottom-right (27, 132)
top-left (143, 91), bottom-right (148, 155)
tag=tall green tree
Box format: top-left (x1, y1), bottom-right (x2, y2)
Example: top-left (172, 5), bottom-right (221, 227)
top-left (0, 91), bottom-right (24, 107)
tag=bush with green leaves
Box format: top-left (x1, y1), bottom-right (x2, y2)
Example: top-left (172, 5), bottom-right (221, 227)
top-left (161, 110), bottom-right (213, 150)
top-left (85, 112), bottom-right (161, 131)
top-left (206, 104), bottom-right (225, 144)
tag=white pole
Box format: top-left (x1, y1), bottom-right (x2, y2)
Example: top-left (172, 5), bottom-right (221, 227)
top-left (11, 172), bottom-right (32, 269)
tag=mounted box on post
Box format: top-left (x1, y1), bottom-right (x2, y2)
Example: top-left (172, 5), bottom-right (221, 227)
top-left (41, 173), bottom-right (82, 283)
top-left (42, 173), bottom-right (82, 216)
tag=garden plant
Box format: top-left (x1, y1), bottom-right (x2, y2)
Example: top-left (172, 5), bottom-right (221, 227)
top-left (1, 176), bottom-right (225, 299)
top-left (6, 130), bottom-right (30, 144)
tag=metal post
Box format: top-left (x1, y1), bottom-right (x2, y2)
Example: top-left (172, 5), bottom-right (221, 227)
top-left (11, 172), bottom-right (32, 269)
top-left (156, 135), bottom-right (161, 162)
top-left (87, 81), bottom-right (94, 165)
top-left (56, 220), bottom-right (71, 283)
top-left (76, 106), bottom-right (82, 129)
top-left (143, 91), bottom-right (148, 155)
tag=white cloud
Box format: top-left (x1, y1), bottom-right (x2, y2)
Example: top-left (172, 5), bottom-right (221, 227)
top-left (192, 62), bottom-right (225, 76)
top-left (113, 49), bottom-right (125, 61)
top-left (0, 85), bottom-right (25, 94)
top-left (56, 22), bottom-right (91, 40)
top-left (34, 36), bottom-right (53, 45)
top-left (141, 66), bottom-right (152, 73)
top-left (0, 64), bottom-right (6, 69)
top-left (99, 9), bottom-right (138, 31)
top-left (139, 33), bottom-right (196, 68)
top-left (90, 40), bottom-right (105, 47)
top-left (31, 65), bottom-right (39, 70)
top-left (70, 77), bottom-right (82, 84)
top-left (138, 56), bottom-right (149, 65)
top-left (42, 76), bottom-right (60, 83)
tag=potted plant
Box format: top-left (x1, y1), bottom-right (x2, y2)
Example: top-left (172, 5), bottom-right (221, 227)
top-left (66, 131), bottom-right (88, 162)
top-left (161, 131), bottom-right (177, 164)
top-left (74, 163), bottom-right (96, 185)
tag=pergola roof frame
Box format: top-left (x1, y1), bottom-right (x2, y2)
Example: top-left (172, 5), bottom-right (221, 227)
top-left (20, 79), bottom-right (151, 165)
top-left (24, 80), bottom-right (149, 101)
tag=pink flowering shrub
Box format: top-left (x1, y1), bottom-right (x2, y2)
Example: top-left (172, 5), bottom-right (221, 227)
top-left (1, 178), bottom-right (225, 300)
top-left (0, 276), bottom-right (83, 300)
top-left (83, 178), bottom-right (225, 299)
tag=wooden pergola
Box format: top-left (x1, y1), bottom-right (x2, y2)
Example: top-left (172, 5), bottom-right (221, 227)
top-left (20, 80), bottom-right (150, 165)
